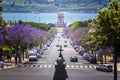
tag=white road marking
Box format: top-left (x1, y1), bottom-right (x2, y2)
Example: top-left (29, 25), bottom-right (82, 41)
top-left (21, 64), bottom-right (97, 69)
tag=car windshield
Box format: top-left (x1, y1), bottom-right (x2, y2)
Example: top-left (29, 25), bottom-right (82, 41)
top-left (29, 53), bottom-right (36, 56)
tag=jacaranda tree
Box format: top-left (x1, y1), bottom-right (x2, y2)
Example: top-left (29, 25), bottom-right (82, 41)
top-left (3, 23), bottom-right (50, 65)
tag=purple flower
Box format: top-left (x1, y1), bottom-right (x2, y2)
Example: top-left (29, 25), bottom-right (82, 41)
top-left (106, 46), bottom-right (114, 52)
top-left (96, 49), bottom-right (103, 54)
top-left (0, 23), bottom-right (49, 48)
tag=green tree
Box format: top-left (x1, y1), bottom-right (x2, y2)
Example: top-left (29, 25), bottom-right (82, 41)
top-left (86, 29), bottom-right (98, 57)
top-left (0, 0), bottom-right (2, 12)
top-left (23, 22), bottom-right (50, 31)
top-left (96, 0), bottom-right (120, 80)
top-left (0, 0), bottom-right (3, 23)
top-left (69, 20), bottom-right (89, 30)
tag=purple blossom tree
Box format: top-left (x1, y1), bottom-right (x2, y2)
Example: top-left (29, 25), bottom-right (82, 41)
top-left (69, 27), bottom-right (90, 49)
top-left (6, 23), bottom-right (49, 65)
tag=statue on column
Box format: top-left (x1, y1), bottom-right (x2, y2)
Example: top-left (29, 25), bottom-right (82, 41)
top-left (53, 46), bottom-right (68, 80)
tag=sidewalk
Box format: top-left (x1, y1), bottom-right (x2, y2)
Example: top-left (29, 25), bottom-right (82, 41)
top-left (117, 63), bottom-right (120, 71)
top-left (0, 58), bottom-right (28, 70)
top-left (107, 56), bottom-right (120, 71)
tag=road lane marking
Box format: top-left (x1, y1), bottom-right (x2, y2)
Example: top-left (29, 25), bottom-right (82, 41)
top-left (44, 65), bottom-right (47, 68)
top-left (66, 65), bottom-right (70, 68)
top-left (80, 65), bottom-right (83, 68)
top-left (71, 65), bottom-right (74, 68)
top-left (89, 66), bottom-right (93, 68)
top-left (93, 66), bottom-right (96, 68)
top-left (75, 65), bottom-right (79, 68)
top-left (48, 65), bottom-right (52, 68)
top-left (84, 65), bottom-right (88, 68)
top-left (40, 65), bottom-right (43, 68)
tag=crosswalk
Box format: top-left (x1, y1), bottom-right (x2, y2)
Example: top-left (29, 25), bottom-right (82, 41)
top-left (19, 64), bottom-right (97, 69)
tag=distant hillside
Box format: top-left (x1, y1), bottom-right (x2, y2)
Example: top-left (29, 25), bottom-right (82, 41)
top-left (1, 0), bottom-right (120, 13)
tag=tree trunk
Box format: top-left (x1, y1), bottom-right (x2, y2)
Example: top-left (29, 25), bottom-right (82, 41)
top-left (100, 54), bottom-right (103, 64)
top-left (22, 49), bottom-right (25, 60)
top-left (95, 51), bottom-right (97, 59)
top-left (0, 48), bottom-right (3, 61)
top-left (114, 52), bottom-right (117, 80)
top-left (14, 56), bottom-right (17, 65)
top-left (104, 54), bottom-right (106, 64)
top-left (18, 55), bottom-right (22, 63)
top-left (91, 50), bottom-right (94, 56)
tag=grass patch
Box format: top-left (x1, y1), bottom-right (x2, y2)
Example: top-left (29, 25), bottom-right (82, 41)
top-left (56, 28), bottom-right (64, 33)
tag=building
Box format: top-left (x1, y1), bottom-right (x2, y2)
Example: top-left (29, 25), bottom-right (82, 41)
top-left (55, 12), bottom-right (66, 27)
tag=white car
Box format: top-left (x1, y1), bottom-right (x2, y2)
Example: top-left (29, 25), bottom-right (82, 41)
top-left (43, 45), bottom-right (47, 50)
top-left (96, 64), bottom-right (113, 72)
top-left (29, 53), bottom-right (38, 61)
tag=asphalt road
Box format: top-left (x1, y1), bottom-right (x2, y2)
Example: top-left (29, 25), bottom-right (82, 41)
top-left (0, 33), bottom-right (120, 80)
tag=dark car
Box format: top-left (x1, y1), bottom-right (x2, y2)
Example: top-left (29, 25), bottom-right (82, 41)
top-left (83, 53), bottom-right (90, 60)
top-left (88, 56), bottom-right (97, 64)
top-left (96, 64), bottom-right (113, 72)
top-left (65, 40), bottom-right (67, 43)
top-left (64, 44), bottom-right (67, 47)
top-left (47, 43), bottom-right (50, 47)
top-left (83, 53), bottom-right (97, 64)
top-left (79, 50), bottom-right (85, 56)
top-left (56, 44), bottom-right (60, 47)
top-left (70, 56), bottom-right (78, 62)
top-left (75, 47), bottom-right (79, 52)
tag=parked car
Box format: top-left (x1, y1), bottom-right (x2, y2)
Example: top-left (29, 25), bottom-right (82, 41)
top-left (96, 64), bottom-right (113, 72)
top-left (75, 47), bottom-right (79, 52)
top-left (43, 45), bottom-right (47, 50)
top-left (29, 53), bottom-right (38, 61)
top-left (70, 56), bottom-right (78, 62)
top-left (64, 40), bottom-right (67, 43)
top-left (73, 45), bottom-right (78, 49)
top-left (83, 53), bottom-right (90, 60)
top-left (39, 49), bottom-right (44, 54)
top-left (46, 41), bottom-right (51, 47)
top-left (35, 52), bottom-right (41, 58)
top-left (79, 50), bottom-right (85, 56)
top-left (88, 56), bottom-right (97, 64)
top-left (82, 52), bottom-right (97, 64)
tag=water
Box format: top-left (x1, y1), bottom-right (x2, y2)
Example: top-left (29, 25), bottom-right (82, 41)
top-left (2, 12), bottom-right (97, 26)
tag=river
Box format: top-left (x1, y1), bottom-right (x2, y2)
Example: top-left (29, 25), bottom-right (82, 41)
top-left (2, 12), bottom-right (97, 26)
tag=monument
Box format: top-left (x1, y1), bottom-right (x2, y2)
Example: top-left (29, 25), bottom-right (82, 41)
top-left (55, 12), bottom-right (66, 27)
top-left (53, 46), bottom-right (68, 80)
